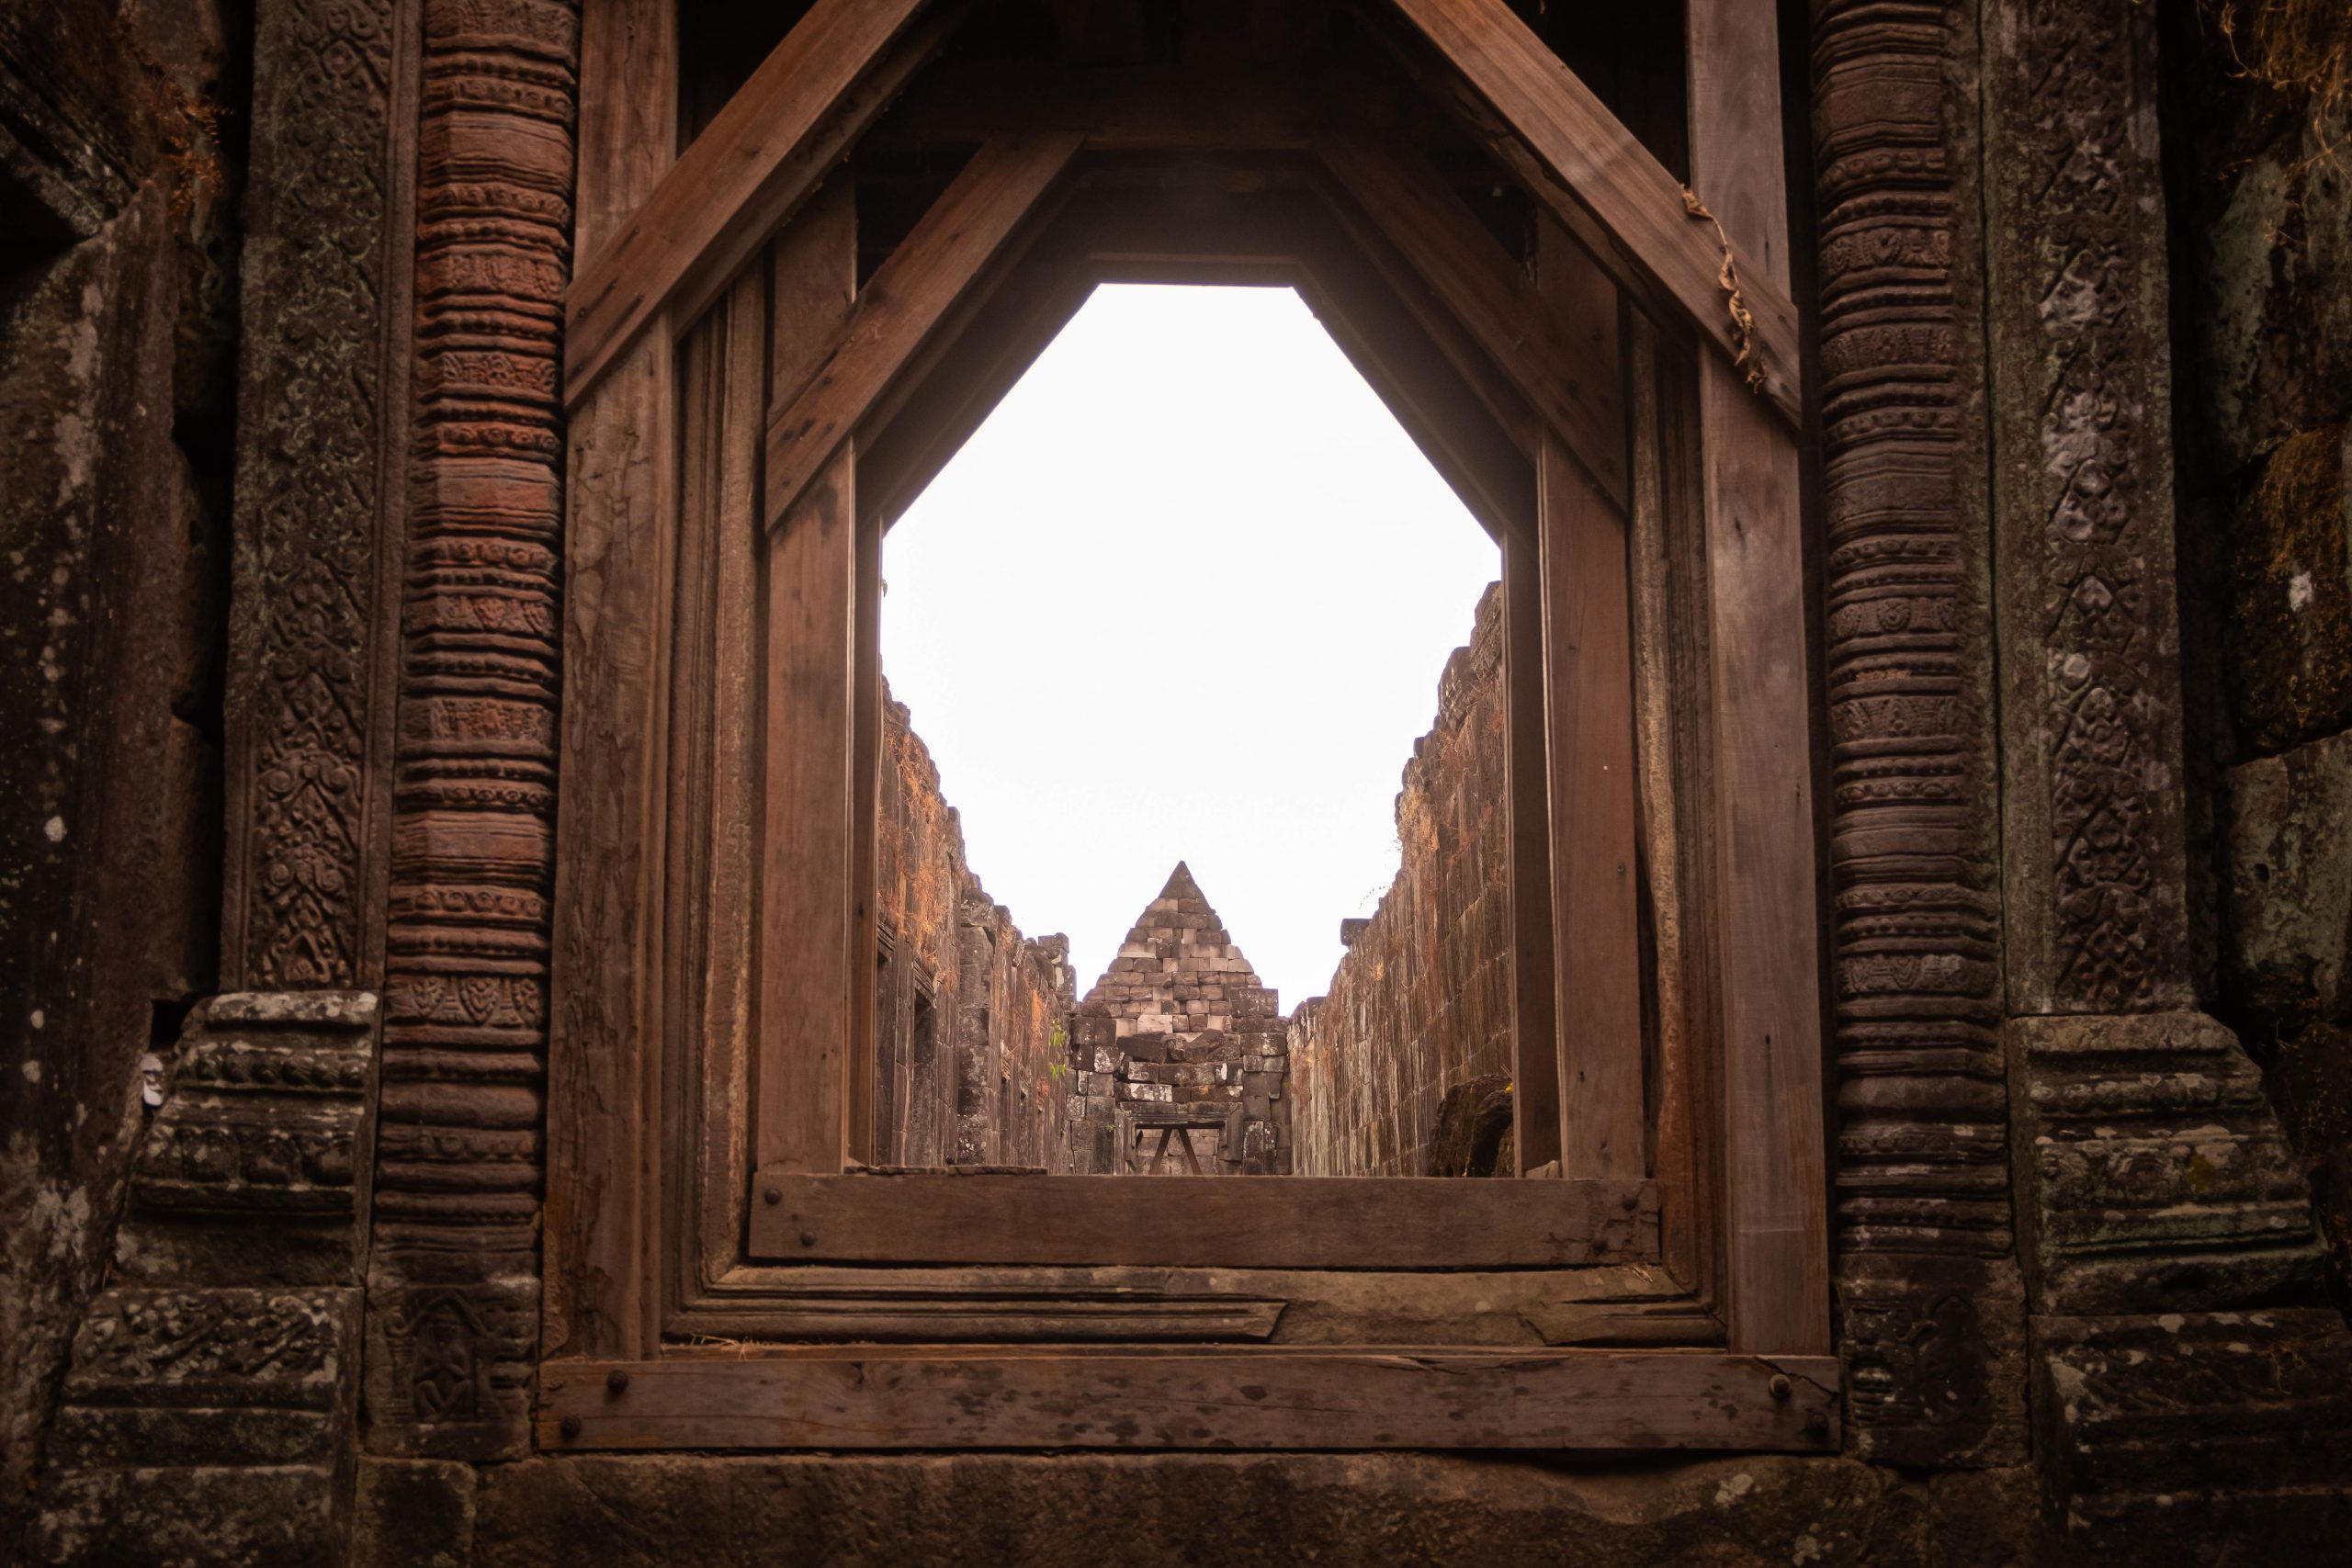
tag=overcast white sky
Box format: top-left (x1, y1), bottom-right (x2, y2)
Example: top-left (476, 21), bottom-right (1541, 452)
top-left (881, 284), bottom-right (1499, 1008)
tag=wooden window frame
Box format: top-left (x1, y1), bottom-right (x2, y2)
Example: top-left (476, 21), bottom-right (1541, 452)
top-left (542, 0), bottom-right (1832, 1453)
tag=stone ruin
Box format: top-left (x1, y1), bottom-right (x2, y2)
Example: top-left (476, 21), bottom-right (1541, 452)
top-left (1066, 864), bottom-right (1294, 1176)
top-left (12, 0), bottom-right (2352, 1559)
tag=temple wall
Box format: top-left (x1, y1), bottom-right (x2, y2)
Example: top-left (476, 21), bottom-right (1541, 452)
top-left (0, 0), bottom-right (245, 1535)
top-left (6, 1), bottom-right (2352, 1562)
top-left (1290, 583), bottom-right (1513, 1178)
top-left (873, 689), bottom-right (1073, 1171)
top-left (2166, 0), bottom-right (2352, 1305)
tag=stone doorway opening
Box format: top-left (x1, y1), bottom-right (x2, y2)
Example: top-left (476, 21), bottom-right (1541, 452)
top-left (873, 279), bottom-right (1502, 1177)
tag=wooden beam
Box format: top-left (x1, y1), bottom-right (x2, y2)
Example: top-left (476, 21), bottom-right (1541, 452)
top-left (541, 1348), bottom-right (1839, 1451)
top-left (870, 62), bottom-right (1326, 152)
top-left (544, 0), bottom-right (677, 1365)
top-left (747, 1173), bottom-right (1657, 1269)
top-left (564, 0), bottom-right (946, 405)
top-left (1503, 531), bottom-right (1563, 1172)
top-left (1374, 0), bottom-right (1803, 426)
top-left (1317, 136), bottom-right (1629, 511)
top-left (756, 186), bottom-right (859, 1175)
top-left (763, 133), bottom-right (1087, 533)
top-left (1538, 227), bottom-right (1645, 1183)
top-left (1685, 0), bottom-right (1830, 1358)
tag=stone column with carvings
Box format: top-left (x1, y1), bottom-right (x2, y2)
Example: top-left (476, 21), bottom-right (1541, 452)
top-left (220, 0), bottom-right (411, 994)
top-left (1810, 0), bottom-right (2022, 1468)
top-left (1983, 0), bottom-right (2352, 1548)
top-left (366, 0), bottom-right (580, 1462)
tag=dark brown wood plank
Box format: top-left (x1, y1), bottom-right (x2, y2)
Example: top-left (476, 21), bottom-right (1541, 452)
top-left (1377, 0), bottom-right (1802, 426)
top-left (746, 1173), bottom-right (1657, 1269)
top-left (1685, 0), bottom-right (1829, 1358)
top-left (1502, 532), bottom-right (1563, 1173)
top-left (756, 187), bottom-right (859, 1175)
top-left (1538, 229), bottom-right (1645, 1183)
top-left (544, 0), bottom-right (678, 1365)
top-left (1541, 438), bottom-right (1645, 1181)
top-left (763, 133), bottom-right (1087, 532)
top-left (1318, 136), bottom-right (1629, 510)
top-left (872, 62), bottom-right (1324, 152)
top-left (564, 0), bottom-right (945, 404)
top-left (846, 505), bottom-right (883, 1163)
top-left (672, 269), bottom-right (772, 1316)
top-left (1624, 311), bottom-right (1717, 1297)
top-left (541, 1348), bottom-right (1838, 1450)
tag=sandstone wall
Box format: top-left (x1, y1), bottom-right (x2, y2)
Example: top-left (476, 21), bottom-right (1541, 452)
top-left (1290, 582), bottom-right (1513, 1178)
top-left (873, 689), bottom-right (1074, 1171)
top-left (2167, 0), bottom-right (2352, 1303)
top-left (0, 0), bottom-right (243, 1537)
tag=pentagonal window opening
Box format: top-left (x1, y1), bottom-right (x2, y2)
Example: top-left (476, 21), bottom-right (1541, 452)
top-left (873, 278), bottom-right (1504, 1179)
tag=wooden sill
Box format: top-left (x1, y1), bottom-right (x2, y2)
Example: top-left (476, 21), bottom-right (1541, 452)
top-left (746, 1172), bottom-right (1660, 1269)
top-left (539, 1347), bottom-right (1838, 1450)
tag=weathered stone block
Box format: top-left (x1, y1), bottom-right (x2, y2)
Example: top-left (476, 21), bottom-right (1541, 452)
top-left (2224, 729), bottom-right (2352, 1029)
top-left (1838, 1253), bottom-right (2027, 1470)
top-left (363, 1275), bottom-right (537, 1461)
top-left (115, 990), bottom-right (380, 1288)
top-left (467, 1451), bottom-right (2051, 1568)
top-left (2227, 426), bottom-right (2352, 750)
top-left (30, 1285), bottom-right (362, 1566)
top-left (353, 1457), bottom-right (476, 1568)
top-left (2008, 1011), bottom-right (2325, 1314)
top-left (2031, 1309), bottom-right (2352, 1554)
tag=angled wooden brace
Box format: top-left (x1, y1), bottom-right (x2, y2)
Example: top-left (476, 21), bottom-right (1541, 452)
top-left (1316, 135), bottom-right (1631, 513)
top-left (763, 133), bottom-right (1089, 533)
top-left (563, 0), bottom-right (953, 405)
top-left (1374, 0), bottom-right (1804, 428)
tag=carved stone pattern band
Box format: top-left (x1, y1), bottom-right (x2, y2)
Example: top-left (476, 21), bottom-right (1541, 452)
top-left (371, 0), bottom-right (580, 1459)
top-left (222, 0), bottom-right (399, 988)
top-left (1811, 0), bottom-right (2019, 1465)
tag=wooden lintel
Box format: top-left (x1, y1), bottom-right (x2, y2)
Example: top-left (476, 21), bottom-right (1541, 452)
top-left (1686, 0), bottom-right (1830, 1359)
top-left (763, 132), bottom-right (1087, 534)
top-left (870, 62), bottom-right (1338, 152)
top-left (564, 0), bottom-right (945, 406)
top-left (1374, 0), bottom-right (1804, 427)
top-left (540, 1348), bottom-right (1839, 1451)
top-left (1317, 136), bottom-right (1630, 512)
top-left (747, 1172), bottom-right (1658, 1269)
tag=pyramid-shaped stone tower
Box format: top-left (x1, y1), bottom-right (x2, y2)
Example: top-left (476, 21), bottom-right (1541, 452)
top-left (1068, 864), bottom-right (1293, 1176)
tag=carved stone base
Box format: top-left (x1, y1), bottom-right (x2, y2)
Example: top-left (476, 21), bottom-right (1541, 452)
top-left (115, 990), bottom-right (381, 1288)
top-left (2007, 1010), bottom-right (2326, 1313)
top-left (364, 1274), bottom-right (539, 1459)
top-left (1839, 1251), bottom-right (2027, 1467)
top-left (29, 1286), bottom-right (361, 1566)
top-left (2032, 1309), bottom-right (2352, 1551)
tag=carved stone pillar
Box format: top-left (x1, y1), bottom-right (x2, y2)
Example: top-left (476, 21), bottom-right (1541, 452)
top-left (30, 994), bottom-right (379, 1566)
top-left (364, 0), bottom-right (579, 1461)
top-left (1810, 0), bottom-right (2022, 1466)
top-left (220, 0), bottom-right (413, 992)
top-left (1984, 0), bottom-right (2352, 1547)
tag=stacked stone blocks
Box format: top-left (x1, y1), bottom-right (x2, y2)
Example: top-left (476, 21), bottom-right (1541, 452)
top-left (1071, 864), bottom-right (1293, 1175)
